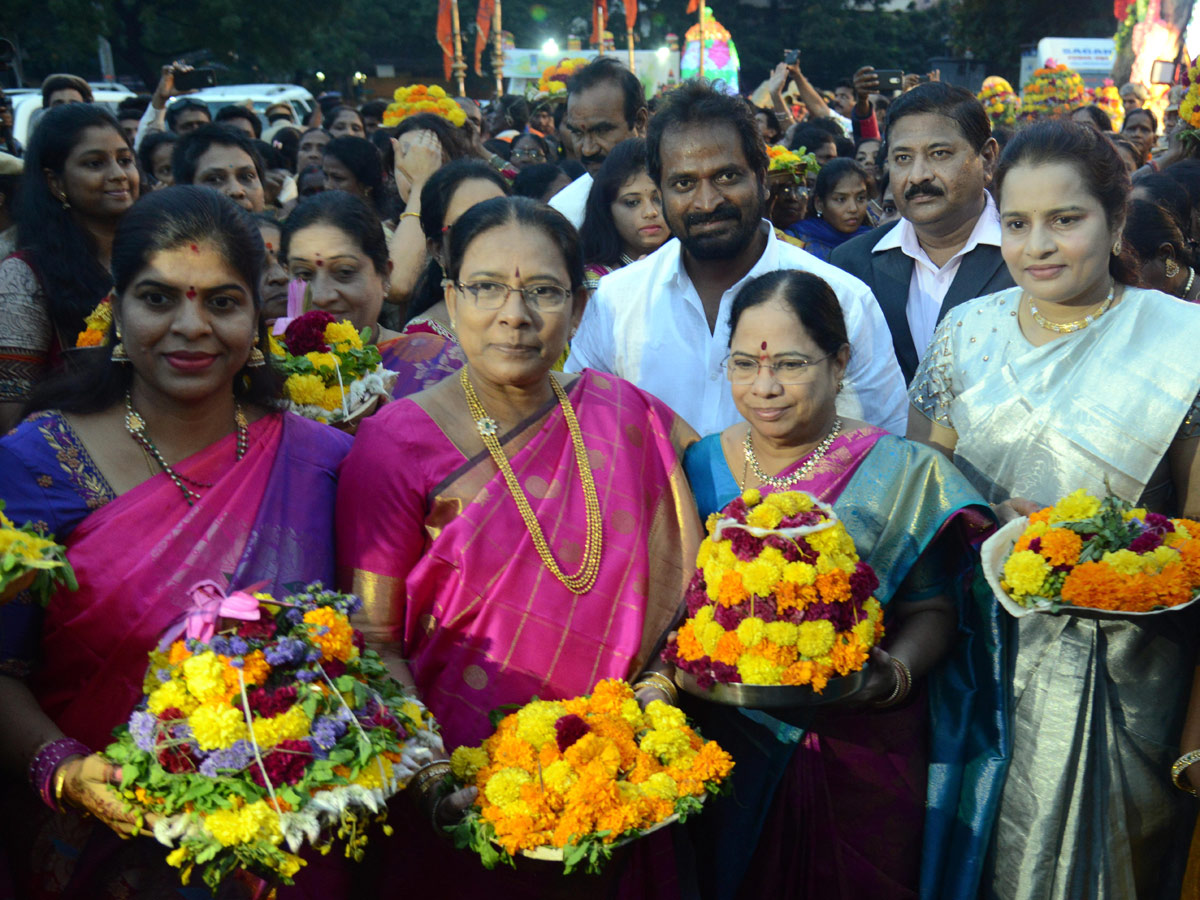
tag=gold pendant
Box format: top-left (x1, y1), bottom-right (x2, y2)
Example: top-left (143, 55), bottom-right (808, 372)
top-left (476, 416), bottom-right (499, 436)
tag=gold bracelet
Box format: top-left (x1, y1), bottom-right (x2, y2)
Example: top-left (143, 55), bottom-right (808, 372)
top-left (399, 210), bottom-right (421, 221)
top-left (874, 658), bottom-right (912, 709)
top-left (53, 766), bottom-right (69, 813)
top-left (635, 671), bottom-right (679, 706)
top-left (411, 760), bottom-right (452, 793)
top-left (1172, 750), bottom-right (1200, 795)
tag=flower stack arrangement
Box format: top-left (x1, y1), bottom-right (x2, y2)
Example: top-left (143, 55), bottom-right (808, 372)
top-left (977, 76), bottom-right (1020, 129)
top-left (448, 679), bottom-right (733, 874)
top-left (270, 310), bottom-right (396, 426)
top-left (0, 501), bottom-right (76, 605)
top-left (382, 84), bottom-right (467, 128)
top-left (663, 489), bottom-right (884, 699)
top-left (1092, 79), bottom-right (1124, 131)
top-left (1180, 58), bottom-right (1200, 135)
top-left (985, 489), bottom-right (1200, 616)
top-left (1020, 60), bottom-right (1087, 121)
top-left (103, 584), bottom-right (443, 890)
top-left (528, 58), bottom-right (589, 101)
top-left (75, 296), bottom-right (113, 348)
top-left (766, 144), bottom-right (819, 183)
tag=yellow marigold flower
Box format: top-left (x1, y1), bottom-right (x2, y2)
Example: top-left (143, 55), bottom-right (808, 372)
top-left (204, 799), bottom-right (282, 847)
top-left (782, 561), bottom-right (817, 586)
top-left (644, 699), bottom-right (686, 731)
top-left (304, 351), bottom-right (339, 375)
top-left (353, 756), bottom-right (393, 790)
top-left (758, 546), bottom-right (787, 570)
top-left (741, 488), bottom-right (762, 506)
top-left (267, 333), bottom-right (286, 358)
top-left (765, 621), bottom-right (799, 647)
top-left (252, 704), bottom-right (310, 748)
top-left (1148, 545), bottom-right (1182, 571)
top-left (796, 620), bottom-right (836, 658)
top-left (1003, 549), bottom-right (1051, 596)
top-left (323, 320), bottom-right (363, 350)
top-left (485, 767), bottom-right (532, 807)
top-left (515, 700), bottom-right (567, 748)
top-left (746, 503), bottom-right (784, 529)
top-left (695, 538), bottom-right (716, 567)
top-left (1050, 489), bottom-right (1101, 524)
top-left (641, 727), bottom-right (693, 764)
top-left (1100, 549), bottom-right (1145, 576)
top-left (864, 597), bottom-right (883, 623)
top-left (285, 373), bottom-right (327, 406)
top-left (183, 652), bottom-right (228, 703)
top-left (737, 654), bottom-right (783, 685)
top-left (451, 746), bottom-right (490, 782)
top-left (147, 679), bottom-right (199, 716)
top-left (704, 512), bottom-right (722, 536)
top-left (620, 698), bottom-right (644, 728)
top-left (697, 620), bottom-right (725, 655)
top-left (1123, 507), bottom-right (1148, 522)
top-left (642, 771), bottom-right (678, 801)
top-left (302, 607), bottom-right (357, 662)
top-left (736, 616), bottom-right (767, 648)
top-left (852, 618), bottom-right (877, 648)
top-left (806, 527), bottom-right (840, 555)
top-left (319, 385), bottom-right (347, 412)
top-left (190, 701), bottom-right (248, 750)
top-left (693, 605), bottom-right (715, 627)
top-left (764, 491), bottom-right (808, 516)
top-left (279, 853), bottom-right (306, 879)
top-left (740, 558), bottom-right (782, 597)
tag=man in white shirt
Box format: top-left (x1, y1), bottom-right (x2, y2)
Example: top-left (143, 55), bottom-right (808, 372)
top-left (830, 82), bottom-right (1013, 383)
top-left (566, 80), bottom-right (907, 436)
top-left (548, 58), bottom-right (648, 228)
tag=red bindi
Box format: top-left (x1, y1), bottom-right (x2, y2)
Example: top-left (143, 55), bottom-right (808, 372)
top-left (189, 244), bottom-right (199, 253)
top-left (761, 341), bottom-right (768, 350)
top-left (264, 241), bottom-right (274, 251)
top-left (186, 286), bottom-right (197, 299)
top-left (315, 260), bottom-right (323, 267)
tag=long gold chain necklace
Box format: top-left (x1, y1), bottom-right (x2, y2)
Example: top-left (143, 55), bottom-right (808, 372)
top-left (124, 391), bottom-right (248, 506)
top-left (742, 417), bottom-right (842, 490)
top-left (460, 368), bottom-right (603, 594)
top-left (1027, 282), bottom-right (1115, 334)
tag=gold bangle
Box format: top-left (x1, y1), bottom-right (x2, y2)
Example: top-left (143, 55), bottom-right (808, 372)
top-left (411, 760), bottom-right (452, 794)
top-left (399, 210), bottom-right (421, 221)
top-left (53, 765), bottom-right (69, 813)
top-left (1173, 750), bottom-right (1200, 795)
top-left (635, 672), bottom-right (679, 706)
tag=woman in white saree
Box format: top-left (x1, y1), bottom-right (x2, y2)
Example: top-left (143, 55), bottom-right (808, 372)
top-left (908, 120), bottom-right (1200, 900)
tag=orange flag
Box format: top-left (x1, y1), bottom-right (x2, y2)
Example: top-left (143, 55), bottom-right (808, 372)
top-left (686, 0), bottom-right (699, 12)
top-left (591, 0), bottom-right (608, 44)
top-left (625, 0), bottom-right (637, 29)
top-left (437, 0), bottom-right (454, 82)
top-left (475, 0), bottom-right (495, 77)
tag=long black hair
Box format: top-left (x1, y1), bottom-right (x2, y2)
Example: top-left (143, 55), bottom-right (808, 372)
top-left (807, 158), bottom-right (870, 220)
top-left (728, 270), bottom-right (848, 356)
top-left (15, 104), bottom-right (128, 340)
top-left (406, 159), bottom-right (509, 323)
top-left (579, 138), bottom-right (652, 267)
top-left (27, 187), bottom-right (280, 416)
top-left (322, 136), bottom-right (387, 218)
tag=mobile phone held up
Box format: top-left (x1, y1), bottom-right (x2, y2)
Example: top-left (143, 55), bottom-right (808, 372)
top-left (174, 68), bottom-right (216, 91)
top-left (875, 69), bottom-right (903, 92)
top-left (784, 49), bottom-right (800, 66)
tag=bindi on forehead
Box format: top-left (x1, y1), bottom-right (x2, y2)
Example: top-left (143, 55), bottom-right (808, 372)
top-left (190, 244), bottom-right (199, 253)
top-left (186, 286), bottom-right (197, 299)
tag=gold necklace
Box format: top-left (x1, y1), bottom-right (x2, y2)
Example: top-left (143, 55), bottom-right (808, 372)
top-left (460, 368), bottom-right (603, 594)
top-left (743, 418), bottom-right (842, 490)
top-left (1027, 282), bottom-right (1115, 334)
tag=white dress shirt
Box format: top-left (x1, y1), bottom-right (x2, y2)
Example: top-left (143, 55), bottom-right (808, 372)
top-left (548, 172), bottom-right (593, 230)
top-left (565, 222), bottom-right (908, 436)
top-left (872, 193), bottom-right (1002, 362)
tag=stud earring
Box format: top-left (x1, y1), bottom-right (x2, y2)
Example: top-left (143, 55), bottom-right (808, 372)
top-left (1165, 258), bottom-right (1180, 278)
top-left (1113, 238), bottom-right (1123, 255)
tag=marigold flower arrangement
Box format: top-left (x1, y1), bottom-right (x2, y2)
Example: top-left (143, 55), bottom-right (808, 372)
top-left (663, 489), bottom-right (884, 691)
top-left (382, 84), bottom-right (467, 128)
top-left (103, 584), bottom-right (443, 890)
top-left (1093, 79), bottom-right (1125, 131)
top-left (75, 296), bottom-right (114, 347)
top-left (448, 679), bottom-right (733, 874)
top-left (0, 501), bottom-right (76, 605)
top-left (766, 144), bottom-right (819, 183)
top-left (531, 58), bottom-right (589, 98)
top-left (270, 309), bottom-right (396, 424)
top-left (1020, 60), bottom-right (1087, 120)
top-left (977, 76), bottom-right (1020, 129)
top-left (994, 489), bottom-right (1200, 614)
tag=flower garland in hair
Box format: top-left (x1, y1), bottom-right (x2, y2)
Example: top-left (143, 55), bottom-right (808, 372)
top-left (663, 489), bottom-right (883, 690)
top-left (382, 84), bottom-right (467, 128)
top-left (447, 679), bottom-right (733, 874)
top-left (1000, 489), bottom-right (1200, 612)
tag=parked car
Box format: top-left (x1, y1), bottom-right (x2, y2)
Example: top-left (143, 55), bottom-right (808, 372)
top-left (184, 83), bottom-right (315, 130)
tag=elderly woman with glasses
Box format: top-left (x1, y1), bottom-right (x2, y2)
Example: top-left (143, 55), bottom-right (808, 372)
top-left (680, 269), bottom-right (1007, 899)
top-left (336, 195), bottom-right (704, 898)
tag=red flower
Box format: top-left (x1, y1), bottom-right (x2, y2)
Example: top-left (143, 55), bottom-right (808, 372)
top-left (158, 706), bottom-right (185, 721)
top-left (554, 714), bottom-right (590, 752)
top-left (237, 618), bottom-right (277, 641)
top-left (849, 561), bottom-right (879, 604)
top-left (283, 310), bottom-right (336, 354)
top-left (1129, 531), bottom-right (1164, 554)
top-left (321, 658), bottom-right (347, 679)
top-left (249, 685), bottom-right (297, 718)
top-left (157, 739), bottom-right (197, 773)
top-left (250, 739), bottom-right (312, 787)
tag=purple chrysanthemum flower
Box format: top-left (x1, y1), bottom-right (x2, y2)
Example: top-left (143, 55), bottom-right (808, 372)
top-left (265, 637), bottom-right (306, 666)
top-left (198, 740), bottom-right (254, 777)
top-left (129, 710), bottom-right (158, 752)
top-left (229, 637), bottom-right (250, 656)
top-left (312, 715), bottom-right (348, 752)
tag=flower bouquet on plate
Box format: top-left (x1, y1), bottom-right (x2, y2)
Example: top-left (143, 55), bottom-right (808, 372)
top-left (982, 488), bottom-right (1200, 618)
top-left (269, 308), bottom-right (396, 428)
top-left (447, 679), bottom-right (733, 874)
top-left (663, 489), bottom-right (884, 707)
top-left (103, 583), bottom-right (443, 890)
top-left (0, 501), bottom-right (76, 605)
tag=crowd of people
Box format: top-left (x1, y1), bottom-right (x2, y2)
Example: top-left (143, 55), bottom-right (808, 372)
top-left (1, 51), bottom-right (1200, 900)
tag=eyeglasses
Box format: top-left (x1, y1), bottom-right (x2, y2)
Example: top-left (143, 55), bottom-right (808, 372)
top-left (774, 183), bottom-right (809, 199)
top-left (723, 353), bottom-right (834, 384)
top-left (447, 280), bottom-right (572, 311)
top-left (511, 149), bottom-right (547, 161)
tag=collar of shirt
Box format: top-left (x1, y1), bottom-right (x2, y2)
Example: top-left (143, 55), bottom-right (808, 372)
top-left (664, 219), bottom-right (780, 311)
top-left (873, 192), bottom-right (1000, 271)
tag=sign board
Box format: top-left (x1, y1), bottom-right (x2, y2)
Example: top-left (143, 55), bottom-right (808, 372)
top-left (1033, 37), bottom-right (1115, 86)
top-left (501, 49), bottom-right (678, 97)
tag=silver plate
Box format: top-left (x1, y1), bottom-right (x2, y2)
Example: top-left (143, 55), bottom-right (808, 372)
top-left (513, 809), bottom-right (686, 862)
top-left (675, 666), bottom-right (868, 708)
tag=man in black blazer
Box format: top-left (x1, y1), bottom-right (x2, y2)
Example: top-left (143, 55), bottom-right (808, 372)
top-left (831, 83), bottom-right (1014, 383)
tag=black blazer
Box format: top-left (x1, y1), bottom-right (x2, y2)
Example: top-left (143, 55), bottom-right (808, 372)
top-left (829, 219), bottom-right (1015, 383)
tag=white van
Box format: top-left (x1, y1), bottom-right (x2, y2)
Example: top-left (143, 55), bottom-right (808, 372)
top-left (184, 84), bottom-right (316, 130)
top-left (10, 84), bottom-right (138, 146)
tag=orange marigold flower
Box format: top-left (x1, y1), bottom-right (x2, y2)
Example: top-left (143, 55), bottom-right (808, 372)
top-left (829, 634), bottom-right (869, 676)
top-left (780, 659), bottom-right (814, 686)
top-left (302, 607), bottom-right (357, 662)
top-left (168, 640), bottom-right (192, 667)
top-left (674, 622), bottom-right (706, 661)
top-left (1060, 560), bottom-right (1127, 610)
top-left (815, 569), bottom-right (852, 604)
top-left (1137, 562), bottom-right (1193, 610)
top-left (1027, 507), bottom-right (1053, 525)
top-left (685, 740), bottom-right (735, 783)
top-left (711, 631), bottom-right (747, 666)
top-left (774, 581), bottom-right (802, 613)
top-left (716, 570), bottom-right (749, 607)
top-left (753, 640), bottom-right (797, 668)
top-left (1178, 540), bottom-right (1200, 585)
top-left (1039, 528), bottom-right (1083, 566)
top-left (76, 329), bottom-right (104, 347)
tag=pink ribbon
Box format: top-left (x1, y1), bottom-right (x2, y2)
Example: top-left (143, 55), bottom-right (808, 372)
top-left (182, 580), bottom-right (262, 643)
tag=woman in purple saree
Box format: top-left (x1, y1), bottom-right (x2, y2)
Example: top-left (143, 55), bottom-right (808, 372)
top-left (0, 188), bottom-right (352, 899)
top-left (336, 197), bottom-right (702, 898)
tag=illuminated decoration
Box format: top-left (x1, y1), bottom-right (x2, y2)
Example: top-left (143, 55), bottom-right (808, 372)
top-left (681, 6), bottom-right (739, 91)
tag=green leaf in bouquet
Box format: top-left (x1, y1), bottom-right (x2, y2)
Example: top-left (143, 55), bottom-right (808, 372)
top-left (328, 747), bottom-right (356, 765)
top-left (333, 674), bottom-right (357, 692)
top-left (450, 813), bottom-right (511, 870)
top-left (181, 780), bottom-right (217, 802)
top-left (488, 702), bottom-right (525, 730)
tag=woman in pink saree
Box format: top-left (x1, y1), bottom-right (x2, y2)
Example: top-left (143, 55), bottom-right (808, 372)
top-left (336, 197), bottom-right (702, 898)
top-left (0, 187), bottom-right (352, 899)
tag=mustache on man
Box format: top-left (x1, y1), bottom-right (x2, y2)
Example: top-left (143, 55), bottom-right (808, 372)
top-left (904, 182), bottom-right (944, 201)
top-left (684, 204), bottom-right (741, 230)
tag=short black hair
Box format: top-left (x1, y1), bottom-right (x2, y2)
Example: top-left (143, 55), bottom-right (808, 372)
top-left (728, 270), bottom-right (848, 356)
top-left (646, 79), bottom-right (767, 186)
top-left (172, 124), bottom-right (266, 186)
top-left (567, 57), bottom-right (647, 128)
top-left (1122, 106), bottom-right (1158, 133)
top-left (809, 158), bottom-right (870, 218)
top-left (138, 130), bottom-right (178, 177)
top-left (281, 190), bottom-right (389, 277)
top-left (322, 135), bottom-right (386, 217)
top-left (166, 97), bottom-right (212, 132)
top-left (1071, 105), bottom-right (1113, 132)
top-left (512, 163), bottom-right (569, 201)
top-left (789, 124), bottom-right (836, 156)
top-left (215, 104), bottom-right (263, 138)
top-left (41, 73), bottom-right (92, 107)
top-left (804, 117), bottom-right (845, 140)
top-left (835, 78), bottom-right (855, 92)
top-left (359, 100), bottom-right (388, 121)
top-left (117, 96), bottom-right (149, 119)
top-left (327, 106), bottom-right (364, 132)
top-left (756, 107), bottom-right (782, 139)
top-left (885, 81), bottom-right (991, 153)
top-left (253, 139), bottom-right (286, 171)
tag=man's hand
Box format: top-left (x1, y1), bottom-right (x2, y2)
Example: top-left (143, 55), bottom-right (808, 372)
top-left (152, 62), bottom-right (196, 110)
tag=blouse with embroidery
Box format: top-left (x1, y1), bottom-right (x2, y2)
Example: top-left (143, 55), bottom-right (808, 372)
top-left (0, 256), bottom-right (54, 404)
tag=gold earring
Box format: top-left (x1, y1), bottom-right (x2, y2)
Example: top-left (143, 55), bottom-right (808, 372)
top-left (1165, 258), bottom-right (1180, 278)
top-left (247, 341), bottom-right (266, 368)
top-left (1113, 238), bottom-right (1122, 255)
top-left (111, 331), bottom-right (129, 362)
top-left (59, 195), bottom-right (71, 211)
